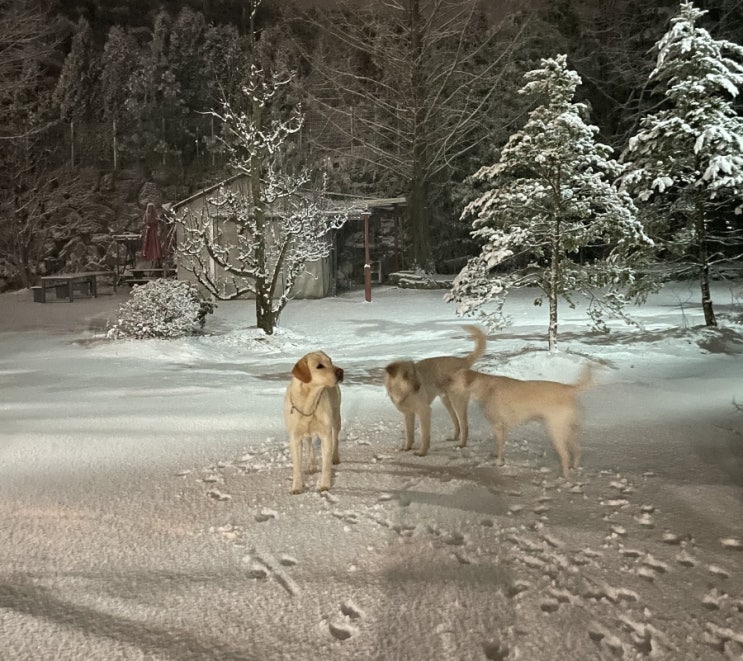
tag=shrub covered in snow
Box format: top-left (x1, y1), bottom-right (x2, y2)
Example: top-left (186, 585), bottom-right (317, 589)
top-left (107, 279), bottom-right (215, 340)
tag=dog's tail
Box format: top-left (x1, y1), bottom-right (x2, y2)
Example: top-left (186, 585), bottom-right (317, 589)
top-left (573, 364), bottom-right (594, 393)
top-left (462, 325), bottom-right (487, 367)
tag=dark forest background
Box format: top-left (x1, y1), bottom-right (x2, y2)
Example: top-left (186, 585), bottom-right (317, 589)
top-left (1, 0), bottom-right (741, 290)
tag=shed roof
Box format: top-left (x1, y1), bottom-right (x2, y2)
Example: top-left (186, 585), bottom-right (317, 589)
top-left (164, 174), bottom-right (405, 218)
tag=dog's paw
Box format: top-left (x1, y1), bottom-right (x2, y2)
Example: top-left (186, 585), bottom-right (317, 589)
top-left (291, 486), bottom-right (303, 495)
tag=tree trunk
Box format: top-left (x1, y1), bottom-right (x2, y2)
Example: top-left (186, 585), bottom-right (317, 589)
top-left (695, 204), bottom-right (716, 327)
top-left (408, 174), bottom-right (431, 270)
top-left (548, 212), bottom-right (560, 352)
top-left (250, 95), bottom-right (276, 336)
top-left (70, 119), bottom-right (75, 168)
top-left (256, 297), bottom-right (278, 335)
top-left (407, 0), bottom-right (432, 272)
top-left (112, 118), bottom-right (118, 170)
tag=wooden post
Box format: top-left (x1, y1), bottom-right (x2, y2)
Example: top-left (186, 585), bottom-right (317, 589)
top-left (363, 211), bottom-right (372, 303)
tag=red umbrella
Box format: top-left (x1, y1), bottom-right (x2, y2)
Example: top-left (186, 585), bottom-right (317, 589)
top-left (141, 202), bottom-right (163, 263)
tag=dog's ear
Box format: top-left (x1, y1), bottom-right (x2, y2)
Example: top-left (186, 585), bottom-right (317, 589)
top-left (292, 357), bottom-right (312, 383)
top-left (385, 363), bottom-right (398, 377)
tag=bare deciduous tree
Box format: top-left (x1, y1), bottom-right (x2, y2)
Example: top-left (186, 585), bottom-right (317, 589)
top-left (297, 0), bottom-right (529, 271)
top-left (170, 0), bottom-right (344, 335)
top-left (0, 0), bottom-right (56, 141)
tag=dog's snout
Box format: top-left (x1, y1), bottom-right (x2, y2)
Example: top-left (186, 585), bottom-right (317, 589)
top-left (335, 367), bottom-right (344, 382)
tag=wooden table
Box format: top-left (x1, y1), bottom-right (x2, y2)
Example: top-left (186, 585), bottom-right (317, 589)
top-left (121, 267), bottom-right (174, 287)
top-left (36, 271), bottom-right (114, 303)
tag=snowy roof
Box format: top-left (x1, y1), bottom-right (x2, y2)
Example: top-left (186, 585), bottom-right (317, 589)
top-left (164, 173), bottom-right (405, 218)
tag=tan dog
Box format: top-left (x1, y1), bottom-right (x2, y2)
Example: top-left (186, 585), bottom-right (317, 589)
top-left (449, 366), bottom-right (593, 478)
top-left (384, 325), bottom-right (486, 456)
top-left (284, 351), bottom-right (343, 494)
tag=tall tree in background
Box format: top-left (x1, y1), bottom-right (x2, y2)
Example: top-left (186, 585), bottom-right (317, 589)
top-left (100, 25), bottom-right (138, 169)
top-left (0, 0), bottom-right (57, 287)
top-left (621, 1), bottom-right (743, 327)
top-left (172, 0), bottom-right (343, 335)
top-left (122, 10), bottom-right (184, 163)
top-left (300, 0), bottom-right (528, 271)
top-left (53, 17), bottom-right (99, 165)
top-left (0, 0), bottom-right (52, 123)
top-left (447, 55), bottom-right (652, 351)
top-left (534, 0), bottom-right (672, 148)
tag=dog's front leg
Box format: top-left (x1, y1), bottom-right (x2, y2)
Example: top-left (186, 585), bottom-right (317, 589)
top-left (318, 432), bottom-right (333, 492)
top-left (305, 437), bottom-right (317, 474)
top-left (415, 407), bottom-right (431, 456)
top-left (290, 433), bottom-right (304, 494)
top-left (402, 412), bottom-right (416, 451)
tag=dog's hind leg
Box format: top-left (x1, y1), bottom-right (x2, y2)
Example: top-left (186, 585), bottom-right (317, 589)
top-left (332, 424), bottom-right (341, 465)
top-left (447, 393), bottom-right (470, 447)
top-left (546, 417), bottom-right (573, 479)
top-left (441, 393), bottom-right (464, 444)
top-left (332, 390), bottom-right (341, 465)
top-left (492, 422), bottom-right (508, 466)
top-left (318, 432), bottom-right (334, 492)
top-left (569, 433), bottom-right (581, 470)
top-left (566, 415), bottom-right (582, 469)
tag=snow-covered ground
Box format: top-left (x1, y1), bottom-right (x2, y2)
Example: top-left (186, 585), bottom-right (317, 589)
top-left (1, 280), bottom-right (742, 660)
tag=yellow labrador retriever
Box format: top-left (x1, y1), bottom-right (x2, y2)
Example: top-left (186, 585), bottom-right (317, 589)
top-left (449, 365), bottom-right (593, 478)
top-left (284, 351), bottom-right (343, 494)
top-left (384, 325), bottom-right (486, 456)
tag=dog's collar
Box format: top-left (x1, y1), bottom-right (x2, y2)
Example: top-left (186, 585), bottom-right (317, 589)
top-left (290, 390), bottom-right (324, 417)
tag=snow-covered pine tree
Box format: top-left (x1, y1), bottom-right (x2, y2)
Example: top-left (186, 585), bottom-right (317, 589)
top-left (447, 55), bottom-right (652, 351)
top-left (170, 0), bottom-right (344, 335)
top-left (621, 1), bottom-right (743, 327)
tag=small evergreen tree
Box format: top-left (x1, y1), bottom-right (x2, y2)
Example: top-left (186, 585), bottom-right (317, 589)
top-left (621, 1), bottom-right (743, 327)
top-left (447, 55), bottom-right (652, 351)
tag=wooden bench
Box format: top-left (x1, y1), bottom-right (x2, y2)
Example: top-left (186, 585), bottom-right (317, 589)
top-left (36, 271), bottom-right (114, 303)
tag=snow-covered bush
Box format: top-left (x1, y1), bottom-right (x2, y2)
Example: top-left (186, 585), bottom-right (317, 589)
top-left (107, 279), bottom-right (215, 340)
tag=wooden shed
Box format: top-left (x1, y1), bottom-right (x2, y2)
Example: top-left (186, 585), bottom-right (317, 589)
top-left (166, 175), bottom-right (405, 298)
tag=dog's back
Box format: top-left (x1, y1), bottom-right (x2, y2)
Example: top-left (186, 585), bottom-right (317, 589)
top-left (416, 325), bottom-right (487, 397)
top-left (460, 365), bottom-right (592, 425)
top-left (452, 365), bottom-right (594, 477)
